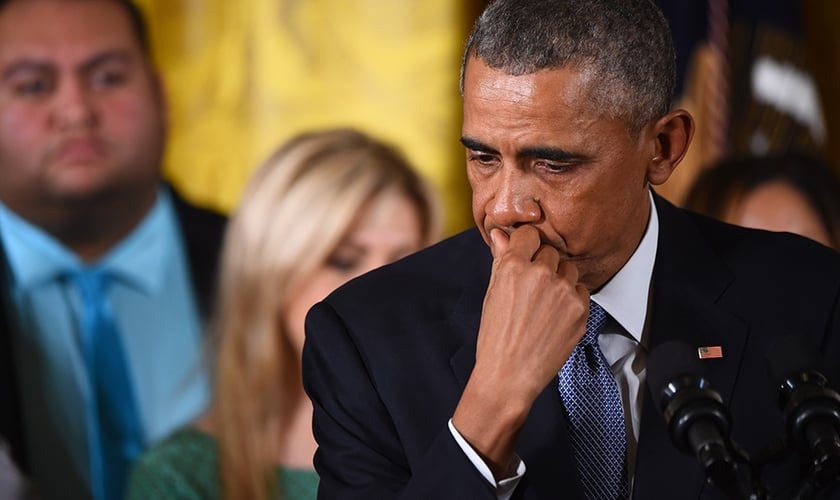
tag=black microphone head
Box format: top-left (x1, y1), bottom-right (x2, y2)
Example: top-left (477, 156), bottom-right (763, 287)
top-left (767, 335), bottom-right (840, 484)
top-left (647, 340), bottom-right (706, 414)
top-left (647, 341), bottom-right (736, 486)
top-left (766, 335), bottom-right (831, 409)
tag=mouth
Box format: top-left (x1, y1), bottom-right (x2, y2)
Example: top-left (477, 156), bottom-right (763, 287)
top-left (484, 224), bottom-right (577, 258)
top-left (52, 137), bottom-right (106, 165)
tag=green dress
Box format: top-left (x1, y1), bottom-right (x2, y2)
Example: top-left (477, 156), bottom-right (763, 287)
top-left (125, 427), bottom-right (319, 500)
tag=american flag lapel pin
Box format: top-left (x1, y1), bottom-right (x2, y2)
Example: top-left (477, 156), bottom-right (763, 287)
top-left (698, 345), bottom-right (723, 359)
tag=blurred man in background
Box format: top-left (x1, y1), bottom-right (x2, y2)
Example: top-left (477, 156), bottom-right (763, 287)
top-left (0, 1), bottom-right (225, 498)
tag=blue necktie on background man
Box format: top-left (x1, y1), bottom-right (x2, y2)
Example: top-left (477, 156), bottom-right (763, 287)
top-left (70, 268), bottom-right (144, 500)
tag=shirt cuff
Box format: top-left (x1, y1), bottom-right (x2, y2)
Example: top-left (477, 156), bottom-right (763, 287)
top-left (448, 419), bottom-right (525, 499)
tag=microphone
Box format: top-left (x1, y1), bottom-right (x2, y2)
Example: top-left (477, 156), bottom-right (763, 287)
top-left (766, 335), bottom-right (840, 494)
top-left (647, 341), bottom-right (742, 494)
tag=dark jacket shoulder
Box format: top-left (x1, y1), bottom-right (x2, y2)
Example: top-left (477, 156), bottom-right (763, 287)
top-left (169, 185), bottom-right (227, 319)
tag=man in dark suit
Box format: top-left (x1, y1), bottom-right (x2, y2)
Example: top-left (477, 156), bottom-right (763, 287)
top-left (302, 0), bottom-right (840, 498)
top-left (0, 1), bottom-right (225, 499)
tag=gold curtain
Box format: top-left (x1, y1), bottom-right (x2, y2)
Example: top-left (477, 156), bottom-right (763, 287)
top-left (134, 0), bottom-right (478, 234)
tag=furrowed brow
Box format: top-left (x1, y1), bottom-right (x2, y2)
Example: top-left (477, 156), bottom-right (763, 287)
top-left (460, 136), bottom-right (498, 154)
top-left (519, 146), bottom-right (588, 163)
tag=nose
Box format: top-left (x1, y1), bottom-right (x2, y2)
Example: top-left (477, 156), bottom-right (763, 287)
top-left (50, 77), bottom-right (97, 130)
top-left (486, 167), bottom-right (542, 229)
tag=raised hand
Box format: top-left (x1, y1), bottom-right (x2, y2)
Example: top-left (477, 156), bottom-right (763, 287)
top-left (452, 225), bottom-right (589, 479)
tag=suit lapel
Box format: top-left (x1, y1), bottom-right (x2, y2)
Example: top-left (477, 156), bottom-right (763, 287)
top-left (634, 195), bottom-right (749, 499)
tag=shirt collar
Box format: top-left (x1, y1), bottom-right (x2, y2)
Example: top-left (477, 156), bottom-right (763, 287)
top-left (0, 204), bottom-right (78, 289)
top-left (0, 186), bottom-right (178, 295)
top-left (98, 187), bottom-right (178, 294)
top-left (591, 190), bottom-right (658, 343)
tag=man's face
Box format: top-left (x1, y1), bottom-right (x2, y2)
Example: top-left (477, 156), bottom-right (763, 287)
top-left (462, 57), bottom-right (656, 290)
top-left (0, 0), bottom-right (165, 217)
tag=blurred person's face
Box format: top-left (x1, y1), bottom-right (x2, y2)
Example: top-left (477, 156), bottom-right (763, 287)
top-left (725, 180), bottom-right (833, 249)
top-left (0, 0), bottom-right (165, 219)
top-left (462, 57), bottom-right (674, 291)
top-left (284, 190), bottom-right (424, 357)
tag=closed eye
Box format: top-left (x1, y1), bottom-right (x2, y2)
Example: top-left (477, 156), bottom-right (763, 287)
top-left (468, 151), bottom-right (499, 167)
top-left (534, 159), bottom-right (577, 174)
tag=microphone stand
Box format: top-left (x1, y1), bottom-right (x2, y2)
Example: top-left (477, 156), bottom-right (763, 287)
top-left (695, 434), bottom-right (767, 500)
top-left (791, 431), bottom-right (840, 500)
top-left (748, 428), bottom-right (840, 499)
top-left (782, 372), bottom-right (840, 499)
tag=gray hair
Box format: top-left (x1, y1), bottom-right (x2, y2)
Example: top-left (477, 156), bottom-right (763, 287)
top-left (460, 0), bottom-right (676, 133)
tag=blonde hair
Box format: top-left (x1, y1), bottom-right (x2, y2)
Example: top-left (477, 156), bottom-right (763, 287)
top-left (210, 128), bottom-right (440, 500)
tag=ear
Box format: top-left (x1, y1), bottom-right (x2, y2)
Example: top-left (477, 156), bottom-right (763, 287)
top-left (646, 109), bottom-right (695, 186)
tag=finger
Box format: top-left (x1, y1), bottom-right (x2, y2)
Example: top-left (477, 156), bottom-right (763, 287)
top-left (557, 259), bottom-right (581, 285)
top-left (489, 228), bottom-right (510, 258)
top-left (505, 225), bottom-right (541, 260)
top-left (576, 283), bottom-right (590, 302)
top-left (532, 244), bottom-right (561, 271)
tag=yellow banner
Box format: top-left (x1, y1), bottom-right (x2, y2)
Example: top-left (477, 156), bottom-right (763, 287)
top-left (134, 0), bottom-right (475, 234)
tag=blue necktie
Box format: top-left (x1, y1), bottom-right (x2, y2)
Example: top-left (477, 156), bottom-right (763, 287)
top-left (70, 268), bottom-right (143, 500)
top-left (558, 301), bottom-right (628, 500)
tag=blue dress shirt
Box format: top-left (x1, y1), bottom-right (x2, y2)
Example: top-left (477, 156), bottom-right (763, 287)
top-left (0, 187), bottom-right (210, 500)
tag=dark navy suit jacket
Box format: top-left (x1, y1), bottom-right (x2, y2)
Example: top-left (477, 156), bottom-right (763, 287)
top-left (303, 193), bottom-right (840, 499)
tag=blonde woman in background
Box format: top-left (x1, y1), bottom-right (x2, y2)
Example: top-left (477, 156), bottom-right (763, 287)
top-left (126, 128), bottom-right (441, 500)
